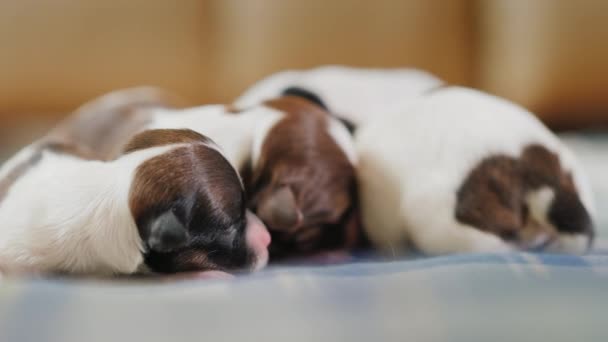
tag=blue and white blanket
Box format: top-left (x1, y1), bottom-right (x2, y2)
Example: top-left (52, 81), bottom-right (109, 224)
top-left (1, 132), bottom-right (607, 342)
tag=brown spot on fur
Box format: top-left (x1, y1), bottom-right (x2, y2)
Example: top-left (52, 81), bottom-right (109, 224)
top-left (456, 144), bottom-right (593, 247)
top-left (248, 96), bottom-right (360, 259)
top-left (123, 129), bottom-right (213, 154)
top-left (44, 87), bottom-right (185, 161)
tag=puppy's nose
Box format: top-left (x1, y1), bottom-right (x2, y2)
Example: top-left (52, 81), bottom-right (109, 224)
top-left (245, 211), bottom-right (271, 270)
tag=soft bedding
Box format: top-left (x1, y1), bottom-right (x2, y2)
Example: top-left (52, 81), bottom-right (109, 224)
top-left (1, 131), bottom-right (607, 342)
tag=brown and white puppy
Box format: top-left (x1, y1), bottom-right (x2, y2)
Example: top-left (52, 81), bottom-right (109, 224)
top-left (0, 128), bottom-right (270, 276)
top-left (354, 87), bottom-right (595, 255)
top-left (240, 96), bottom-right (362, 260)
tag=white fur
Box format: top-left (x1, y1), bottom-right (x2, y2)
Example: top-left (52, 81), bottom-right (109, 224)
top-left (146, 103), bottom-right (357, 171)
top-left (355, 87), bottom-right (594, 255)
top-left (146, 105), bottom-right (285, 172)
top-left (235, 65), bottom-right (444, 126)
top-left (327, 116), bottom-right (358, 165)
top-left (0, 145), bottom-right (176, 275)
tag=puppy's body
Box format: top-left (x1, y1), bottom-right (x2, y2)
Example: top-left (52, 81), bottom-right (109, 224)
top-left (1, 103), bottom-right (272, 276)
top-left (356, 87), bottom-right (594, 254)
top-left (0, 142), bottom-right (164, 275)
top-left (235, 65), bottom-right (443, 126)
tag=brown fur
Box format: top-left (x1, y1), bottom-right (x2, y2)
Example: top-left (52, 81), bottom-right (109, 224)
top-left (456, 144), bottom-right (592, 244)
top-left (128, 129), bottom-right (248, 272)
top-left (247, 96), bottom-right (360, 259)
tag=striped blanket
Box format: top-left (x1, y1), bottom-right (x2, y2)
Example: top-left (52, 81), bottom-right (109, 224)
top-left (1, 132), bottom-right (607, 342)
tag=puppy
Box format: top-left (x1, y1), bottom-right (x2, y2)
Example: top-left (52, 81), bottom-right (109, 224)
top-left (237, 68), bottom-right (595, 255)
top-left (355, 87), bottom-right (595, 255)
top-left (239, 96), bottom-right (361, 260)
top-left (235, 65), bottom-right (443, 127)
top-left (0, 128), bottom-right (270, 276)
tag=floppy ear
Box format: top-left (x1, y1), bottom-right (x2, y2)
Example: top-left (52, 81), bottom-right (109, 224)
top-left (144, 210), bottom-right (190, 253)
top-left (257, 185), bottom-right (303, 231)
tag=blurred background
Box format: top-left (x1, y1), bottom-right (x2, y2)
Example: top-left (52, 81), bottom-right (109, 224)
top-left (0, 0), bottom-right (607, 157)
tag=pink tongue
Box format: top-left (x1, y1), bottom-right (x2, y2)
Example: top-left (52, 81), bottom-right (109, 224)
top-left (158, 270), bottom-right (234, 282)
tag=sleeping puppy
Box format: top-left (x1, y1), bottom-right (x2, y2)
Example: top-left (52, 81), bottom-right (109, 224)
top-left (59, 87), bottom-right (361, 261)
top-left (238, 96), bottom-right (361, 260)
top-left (236, 68), bottom-right (595, 255)
top-left (0, 128), bottom-right (270, 276)
top-left (355, 87), bottom-right (595, 255)
top-left (235, 65), bottom-right (443, 127)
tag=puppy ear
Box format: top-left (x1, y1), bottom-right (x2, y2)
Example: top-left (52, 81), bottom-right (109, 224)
top-left (145, 211), bottom-right (190, 253)
top-left (257, 185), bottom-right (303, 231)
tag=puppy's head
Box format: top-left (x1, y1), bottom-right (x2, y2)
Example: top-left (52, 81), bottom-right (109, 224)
top-left (456, 144), bottom-right (594, 254)
top-left (246, 97), bottom-right (361, 259)
top-left (125, 129), bottom-right (270, 273)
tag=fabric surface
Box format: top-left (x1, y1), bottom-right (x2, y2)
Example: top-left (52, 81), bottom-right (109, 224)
top-left (0, 131), bottom-right (607, 341)
top-left (1, 252), bottom-right (608, 342)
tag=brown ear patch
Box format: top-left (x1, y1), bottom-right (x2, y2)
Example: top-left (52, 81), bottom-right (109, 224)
top-left (123, 129), bottom-right (214, 154)
top-left (256, 185), bottom-right (303, 231)
top-left (456, 143), bottom-right (592, 242)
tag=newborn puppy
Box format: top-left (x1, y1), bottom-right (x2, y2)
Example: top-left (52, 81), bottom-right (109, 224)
top-left (240, 96), bottom-right (361, 259)
top-left (356, 87), bottom-right (595, 255)
top-left (235, 65), bottom-right (443, 127)
top-left (0, 128), bottom-right (270, 276)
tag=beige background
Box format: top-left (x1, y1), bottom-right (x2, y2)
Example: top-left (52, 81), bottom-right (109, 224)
top-left (0, 0), bottom-right (606, 153)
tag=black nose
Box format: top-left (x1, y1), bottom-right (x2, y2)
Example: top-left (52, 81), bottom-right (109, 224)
top-left (146, 210), bottom-right (190, 253)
